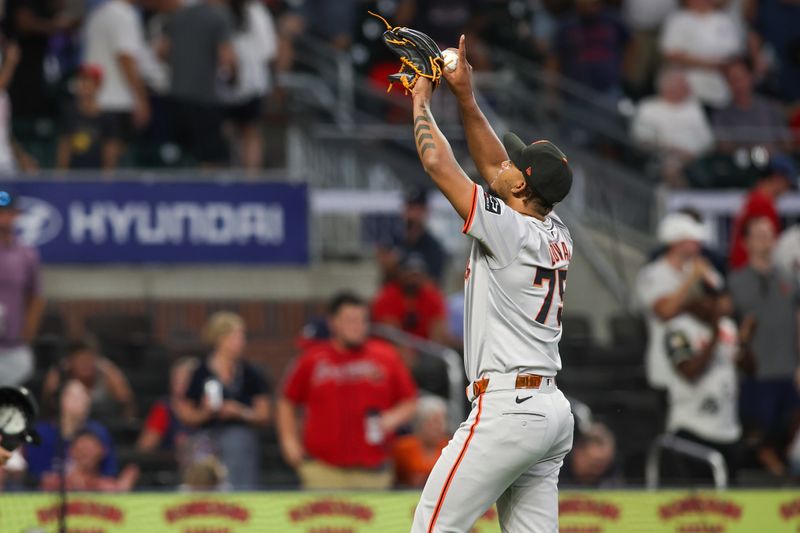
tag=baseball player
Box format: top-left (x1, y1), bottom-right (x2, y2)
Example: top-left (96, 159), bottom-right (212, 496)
top-left (408, 36), bottom-right (574, 532)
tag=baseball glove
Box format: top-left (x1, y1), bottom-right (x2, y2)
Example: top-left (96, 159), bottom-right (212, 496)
top-left (369, 11), bottom-right (444, 93)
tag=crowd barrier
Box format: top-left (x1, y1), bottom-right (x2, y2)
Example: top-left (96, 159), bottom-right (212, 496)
top-left (2, 490), bottom-right (800, 532)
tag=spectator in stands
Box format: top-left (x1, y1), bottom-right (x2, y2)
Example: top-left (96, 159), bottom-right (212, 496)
top-left (56, 65), bottom-right (105, 170)
top-left (729, 217), bottom-right (800, 478)
top-left (377, 188), bottom-right (447, 286)
top-left (26, 380), bottom-right (118, 482)
top-left (299, 0), bottom-right (358, 50)
top-left (0, 38), bottom-right (21, 174)
top-left (411, 0), bottom-right (472, 46)
top-left (392, 395), bottom-right (449, 487)
top-left (159, 0), bottom-right (236, 166)
top-left (560, 422), bottom-right (619, 487)
top-left (136, 357), bottom-right (197, 455)
top-left (176, 311), bottom-right (271, 490)
top-left (631, 68), bottom-right (714, 186)
top-left (42, 338), bottom-right (136, 420)
top-left (660, 0), bottom-right (743, 108)
top-left (40, 428), bottom-right (140, 492)
top-left (728, 154), bottom-right (795, 270)
top-left (636, 212), bottom-right (724, 391)
top-left (774, 223), bottom-right (800, 287)
top-left (2, 0), bottom-right (75, 121)
top-left (277, 292), bottom-right (417, 489)
top-left (749, 0), bottom-right (800, 102)
top-left (622, 0), bottom-right (677, 97)
top-left (548, 0), bottom-right (630, 104)
top-left (713, 59), bottom-right (792, 154)
top-left (0, 189), bottom-right (44, 387)
top-left (372, 253), bottom-right (449, 343)
top-left (662, 289), bottom-right (753, 482)
top-left (84, 0), bottom-right (150, 170)
top-left (222, 0), bottom-right (277, 171)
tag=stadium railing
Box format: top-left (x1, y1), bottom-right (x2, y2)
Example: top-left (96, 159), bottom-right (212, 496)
top-left (646, 433), bottom-right (729, 489)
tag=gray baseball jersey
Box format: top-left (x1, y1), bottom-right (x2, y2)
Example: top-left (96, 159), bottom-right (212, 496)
top-left (412, 183), bottom-right (575, 533)
top-left (462, 183), bottom-right (573, 382)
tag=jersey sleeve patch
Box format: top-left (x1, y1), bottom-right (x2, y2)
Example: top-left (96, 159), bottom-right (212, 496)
top-left (483, 191), bottom-right (502, 215)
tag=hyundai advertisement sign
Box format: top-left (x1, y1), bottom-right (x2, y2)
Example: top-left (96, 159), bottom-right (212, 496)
top-left (1, 181), bottom-right (309, 264)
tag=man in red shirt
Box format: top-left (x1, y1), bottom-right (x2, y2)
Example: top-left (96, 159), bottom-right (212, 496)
top-left (277, 292), bottom-right (418, 489)
top-left (372, 253), bottom-right (448, 342)
top-left (729, 155), bottom-right (795, 270)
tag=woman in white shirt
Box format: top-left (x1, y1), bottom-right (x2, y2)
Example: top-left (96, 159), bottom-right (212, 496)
top-left (660, 0), bottom-right (743, 108)
top-left (222, 0), bottom-right (278, 171)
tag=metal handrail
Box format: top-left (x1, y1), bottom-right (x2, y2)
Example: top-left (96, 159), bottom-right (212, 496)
top-left (645, 433), bottom-right (729, 489)
top-left (371, 323), bottom-right (465, 431)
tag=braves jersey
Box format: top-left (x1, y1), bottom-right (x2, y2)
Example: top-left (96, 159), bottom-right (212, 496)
top-left (664, 315), bottom-right (741, 443)
top-left (461, 184), bottom-right (573, 382)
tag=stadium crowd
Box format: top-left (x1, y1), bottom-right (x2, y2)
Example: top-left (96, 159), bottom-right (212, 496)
top-left (0, 0), bottom-right (793, 185)
top-left (0, 0), bottom-right (798, 494)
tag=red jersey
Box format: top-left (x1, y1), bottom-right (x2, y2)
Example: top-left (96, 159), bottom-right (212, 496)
top-left (371, 281), bottom-right (446, 339)
top-left (282, 339), bottom-right (417, 468)
top-left (729, 189), bottom-right (781, 270)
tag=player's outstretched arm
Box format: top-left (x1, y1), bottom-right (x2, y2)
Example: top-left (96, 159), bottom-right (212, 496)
top-left (412, 77), bottom-right (474, 222)
top-left (443, 35), bottom-right (508, 187)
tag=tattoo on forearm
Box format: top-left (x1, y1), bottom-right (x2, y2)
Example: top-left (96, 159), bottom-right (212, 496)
top-left (414, 108), bottom-right (436, 157)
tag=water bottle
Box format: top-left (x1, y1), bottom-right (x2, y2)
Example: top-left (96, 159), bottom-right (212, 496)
top-left (364, 409), bottom-right (384, 445)
top-left (204, 379), bottom-right (223, 412)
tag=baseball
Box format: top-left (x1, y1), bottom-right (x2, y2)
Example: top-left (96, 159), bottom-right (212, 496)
top-left (442, 49), bottom-right (458, 73)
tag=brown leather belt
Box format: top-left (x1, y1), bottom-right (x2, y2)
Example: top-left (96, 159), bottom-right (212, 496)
top-left (471, 374), bottom-right (544, 399)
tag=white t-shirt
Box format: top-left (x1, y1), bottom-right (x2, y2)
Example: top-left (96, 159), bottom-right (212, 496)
top-left (220, 1), bottom-right (277, 104)
top-left (631, 96), bottom-right (714, 156)
top-left (775, 225), bottom-right (800, 288)
top-left (636, 257), bottom-right (687, 389)
top-left (664, 314), bottom-right (741, 444)
top-left (84, 0), bottom-right (146, 111)
top-left (660, 9), bottom-right (743, 108)
top-left (462, 184), bottom-right (573, 382)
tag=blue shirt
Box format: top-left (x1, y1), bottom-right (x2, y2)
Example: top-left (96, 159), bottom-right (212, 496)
top-left (25, 420), bottom-right (118, 478)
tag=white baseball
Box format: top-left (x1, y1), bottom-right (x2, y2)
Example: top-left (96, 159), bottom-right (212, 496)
top-left (442, 49), bottom-right (458, 73)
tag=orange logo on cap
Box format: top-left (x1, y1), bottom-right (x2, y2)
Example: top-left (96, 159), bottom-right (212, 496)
top-left (526, 166), bottom-right (532, 176)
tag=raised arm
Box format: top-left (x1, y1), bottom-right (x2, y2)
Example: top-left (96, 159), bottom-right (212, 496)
top-left (411, 78), bottom-right (474, 221)
top-left (442, 35), bottom-right (508, 186)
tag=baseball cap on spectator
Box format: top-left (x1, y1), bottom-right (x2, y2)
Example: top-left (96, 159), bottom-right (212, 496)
top-left (399, 252), bottom-right (429, 275)
top-left (763, 153), bottom-right (798, 188)
top-left (657, 212), bottom-right (709, 245)
top-left (0, 187), bottom-right (18, 210)
top-left (404, 187), bottom-right (428, 207)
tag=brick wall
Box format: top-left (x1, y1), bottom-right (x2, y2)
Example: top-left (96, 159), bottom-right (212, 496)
top-left (48, 299), bottom-right (328, 383)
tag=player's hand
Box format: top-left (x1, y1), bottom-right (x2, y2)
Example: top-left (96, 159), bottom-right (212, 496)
top-left (411, 76), bottom-right (433, 101)
top-left (442, 34), bottom-right (473, 101)
top-left (281, 437), bottom-right (305, 469)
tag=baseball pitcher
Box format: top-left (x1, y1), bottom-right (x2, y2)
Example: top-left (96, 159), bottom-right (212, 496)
top-left (379, 23), bottom-right (576, 533)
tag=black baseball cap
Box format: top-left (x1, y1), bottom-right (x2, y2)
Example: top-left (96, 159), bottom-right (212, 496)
top-left (502, 133), bottom-right (572, 205)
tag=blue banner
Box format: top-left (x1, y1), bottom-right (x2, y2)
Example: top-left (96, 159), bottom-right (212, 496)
top-left (4, 181), bottom-right (309, 264)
